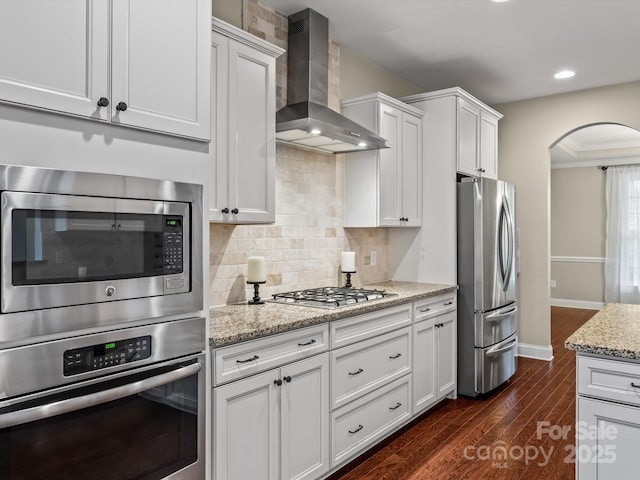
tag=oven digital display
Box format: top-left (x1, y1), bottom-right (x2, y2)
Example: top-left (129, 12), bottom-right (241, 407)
top-left (63, 335), bottom-right (152, 376)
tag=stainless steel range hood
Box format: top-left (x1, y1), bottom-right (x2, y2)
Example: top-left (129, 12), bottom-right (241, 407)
top-left (276, 9), bottom-right (389, 154)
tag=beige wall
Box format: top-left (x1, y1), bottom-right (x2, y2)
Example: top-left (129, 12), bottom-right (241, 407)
top-left (495, 80), bottom-right (640, 348)
top-left (550, 166), bottom-right (605, 304)
top-left (212, 0), bottom-right (242, 27)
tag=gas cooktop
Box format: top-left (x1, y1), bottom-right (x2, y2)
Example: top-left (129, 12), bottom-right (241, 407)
top-left (268, 286), bottom-right (395, 309)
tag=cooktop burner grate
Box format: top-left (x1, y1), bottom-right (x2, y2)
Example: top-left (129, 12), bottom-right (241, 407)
top-left (268, 286), bottom-right (394, 309)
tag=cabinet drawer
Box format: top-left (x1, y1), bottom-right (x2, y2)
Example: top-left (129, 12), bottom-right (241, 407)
top-left (413, 293), bottom-right (456, 323)
top-left (578, 356), bottom-right (640, 406)
top-left (331, 375), bottom-right (411, 468)
top-left (331, 326), bottom-right (411, 409)
top-left (331, 304), bottom-right (412, 349)
top-left (213, 324), bottom-right (329, 385)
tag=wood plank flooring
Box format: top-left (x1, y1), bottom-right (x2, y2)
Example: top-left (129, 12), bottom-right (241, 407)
top-left (329, 307), bottom-right (596, 480)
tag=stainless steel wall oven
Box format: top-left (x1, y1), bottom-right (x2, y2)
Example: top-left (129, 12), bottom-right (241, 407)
top-left (0, 165), bottom-right (206, 479)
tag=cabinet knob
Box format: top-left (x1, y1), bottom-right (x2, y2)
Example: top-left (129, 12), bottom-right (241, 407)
top-left (221, 207), bottom-right (229, 214)
top-left (97, 97), bottom-right (109, 107)
top-left (231, 208), bottom-right (239, 215)
top-left (274, 379), bottom-right (283, 386)
top-left (116, 102), bottom-right (128, 112)
top-left (283, 376), bottom-right (292, 383)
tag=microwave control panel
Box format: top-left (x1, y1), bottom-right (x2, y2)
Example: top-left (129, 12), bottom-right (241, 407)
top-left (63, 335), bottom-right (152, 376)
top-left (163, 216), bottom-right (183, 274)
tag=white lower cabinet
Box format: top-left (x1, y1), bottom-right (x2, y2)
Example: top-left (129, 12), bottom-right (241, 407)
top-left (213, 353), bottom-right (330, 480)
top-left (412, 298), bottom-right (457, 414)
top-left (576, 355), bottom-right (640, 479)
top-left (331, 375), bottom-right (412, 467)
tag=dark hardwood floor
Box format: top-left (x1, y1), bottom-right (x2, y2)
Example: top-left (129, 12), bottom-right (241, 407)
top-left (329, 307), bottom-right (596, 480)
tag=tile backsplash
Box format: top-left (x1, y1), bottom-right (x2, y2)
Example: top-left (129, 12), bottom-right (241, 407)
top-left (208, 0), bottom-right (389, 307)
top-left (209, 145), bottom-right (389, 306)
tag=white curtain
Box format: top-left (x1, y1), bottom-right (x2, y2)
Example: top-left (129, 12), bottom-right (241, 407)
top-left (605, 165), bottom-right (640, 303)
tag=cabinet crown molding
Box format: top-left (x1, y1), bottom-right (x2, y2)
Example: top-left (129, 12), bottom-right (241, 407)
top-left (342, 92), bottom-right (424, 118)
top-left (212, 16), bottom-right (284, 58)
top-left (401, 87), bottom-right (503, 119)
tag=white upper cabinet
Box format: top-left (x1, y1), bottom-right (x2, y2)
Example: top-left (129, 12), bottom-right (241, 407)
top-left (455, 95), bottom-right (501, 179)
top-left (0, 0), bottom-right (211, 141)
top-left (342, 93), bottom-right (423, 228)
top-left (210, 18), bottom-right (284, 224)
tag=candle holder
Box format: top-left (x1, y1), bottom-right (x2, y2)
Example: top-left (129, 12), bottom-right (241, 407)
top-left (341, 270), bottom-right (356, 289)
top-left (247, 281), bottom-right (266, 305)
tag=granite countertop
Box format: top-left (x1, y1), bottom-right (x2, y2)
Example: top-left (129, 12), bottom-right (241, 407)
top-left (565, 303), bottom-right (640, 359)
top-left (209, 281), bottom-right (457, 348)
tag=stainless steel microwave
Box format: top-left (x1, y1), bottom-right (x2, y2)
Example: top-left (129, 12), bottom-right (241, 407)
top-left (0, 165), bottom-right (203, 348)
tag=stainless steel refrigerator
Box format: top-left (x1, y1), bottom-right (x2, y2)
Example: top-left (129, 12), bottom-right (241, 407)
top-left (457, 177), bottom-right (518, 398)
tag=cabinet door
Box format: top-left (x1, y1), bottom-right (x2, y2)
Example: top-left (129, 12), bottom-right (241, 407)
top-left (227, 40), bottom-right (276, 223)
top-left (480, 111), bottom-right (499, 179)
top-left (401, 112), bottom-right (422, 226)
top-left (214, 370), bottom-right (280, 480)
top-left (111, 0), bottom-right (210, 140)
top-left (0, 0), bottom-right (109, 119)
top-left (378, 103), bottom-right (403, 227)
top-left (209, 31), bottom-right (230, 222)
top-left (412, 318), bottom-right (436, 413)
top-left (457, 98), bottom-right (480, 177)
top-left (280, 354), bottom-right (330, 480)
top-left (577, 397), bottom-right (640, 480)
top-left (436, 311), bottom-right (457, 398)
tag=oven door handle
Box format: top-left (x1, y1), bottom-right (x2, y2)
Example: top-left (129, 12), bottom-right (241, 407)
top-left (0, 361), bottom-right (201, 429)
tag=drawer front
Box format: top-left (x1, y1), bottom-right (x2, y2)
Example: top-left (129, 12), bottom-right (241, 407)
top-left (413, 293), bottom-right (456, 323)
top-left (213, 324), bottom-right (329, 385)
top-left (331, 326), bottom-right (411, 409)
top-left (331, 304), bottom-right (412, 349)
top-left (578, 356), bottom-right (640, 406)
top-left (331, 375), bottom-right (411, 468)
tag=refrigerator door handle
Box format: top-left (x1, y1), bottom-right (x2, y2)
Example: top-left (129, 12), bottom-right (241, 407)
top-left (498, 196), bottom-right (515, 292)
top-left (486, 337), bottom-right (518, 356)
top-left (486, 305), bottom-right (518, 321)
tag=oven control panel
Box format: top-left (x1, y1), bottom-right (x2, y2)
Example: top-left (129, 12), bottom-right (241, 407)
top-left (63, 335), bottom-right (152, 376)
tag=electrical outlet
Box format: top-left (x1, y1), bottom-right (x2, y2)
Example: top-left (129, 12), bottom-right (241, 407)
top-left (550, 280), bottom-right (557, 288)
top-left (371, 251), bottom-right (377, 266)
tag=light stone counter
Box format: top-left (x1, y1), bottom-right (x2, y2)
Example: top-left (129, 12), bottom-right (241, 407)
top-left (565, 303), bottom-right (640, 359)
top-left (209, 281), bottom-right (457, 348)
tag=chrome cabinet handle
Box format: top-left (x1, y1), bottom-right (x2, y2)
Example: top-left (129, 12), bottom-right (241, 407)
top-left (389, 353), bottom-right (402, 359)
top-left (0, 362), bottom-right (200, 429)
top-left (298, 339), bottom-right (316, 346)
top-left (348, 425), bottom-right (363, 434)
top-left (419, 307), bottom-right (431, 312)
top-left (389, 402), bottom-right (402, 410)
top-left (348, 368), bottom-right (364, 376)
top-left (236, 355), bottom-right (259, 364)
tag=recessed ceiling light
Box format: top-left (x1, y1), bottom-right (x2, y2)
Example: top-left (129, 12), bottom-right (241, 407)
top-left (358, 142), bottom-right (367, 147)
top-left (310, 128), bottom-right (321, 135)
top-left (492, 0), bottom-right (509, 3)
top-left (554, 70), bottom-right (576, 79)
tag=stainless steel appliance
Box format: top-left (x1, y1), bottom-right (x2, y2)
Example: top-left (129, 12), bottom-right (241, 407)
top-left (0, 165), bottom-right (203, 348)
top-left (0, 316), bottom-right (206, 480)
top-left (269, 286), bottom-right (393, 309)
top-left (457, 177), bottom-right (518, 397)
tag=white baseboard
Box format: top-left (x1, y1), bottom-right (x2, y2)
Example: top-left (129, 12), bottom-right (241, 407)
top-left (550, 298), bottom-right (604, 310)
top-left (517, 343), bottom-right (554, 361)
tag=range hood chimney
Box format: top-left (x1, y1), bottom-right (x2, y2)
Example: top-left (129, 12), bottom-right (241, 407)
top-left (275, 9), bottom-right (389, 154)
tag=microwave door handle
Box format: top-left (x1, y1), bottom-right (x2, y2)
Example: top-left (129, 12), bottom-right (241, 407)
top-left (0, 362), bottom-right (201, 429)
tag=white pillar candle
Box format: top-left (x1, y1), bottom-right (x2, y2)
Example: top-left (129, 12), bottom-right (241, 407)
top-left (341, 251), bottom-right (356, 272)
top-left (247, 256), bottom-right (266, 282)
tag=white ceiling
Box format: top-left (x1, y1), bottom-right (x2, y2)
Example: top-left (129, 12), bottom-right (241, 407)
top-left (259, 0), bottom-right (640, 105)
